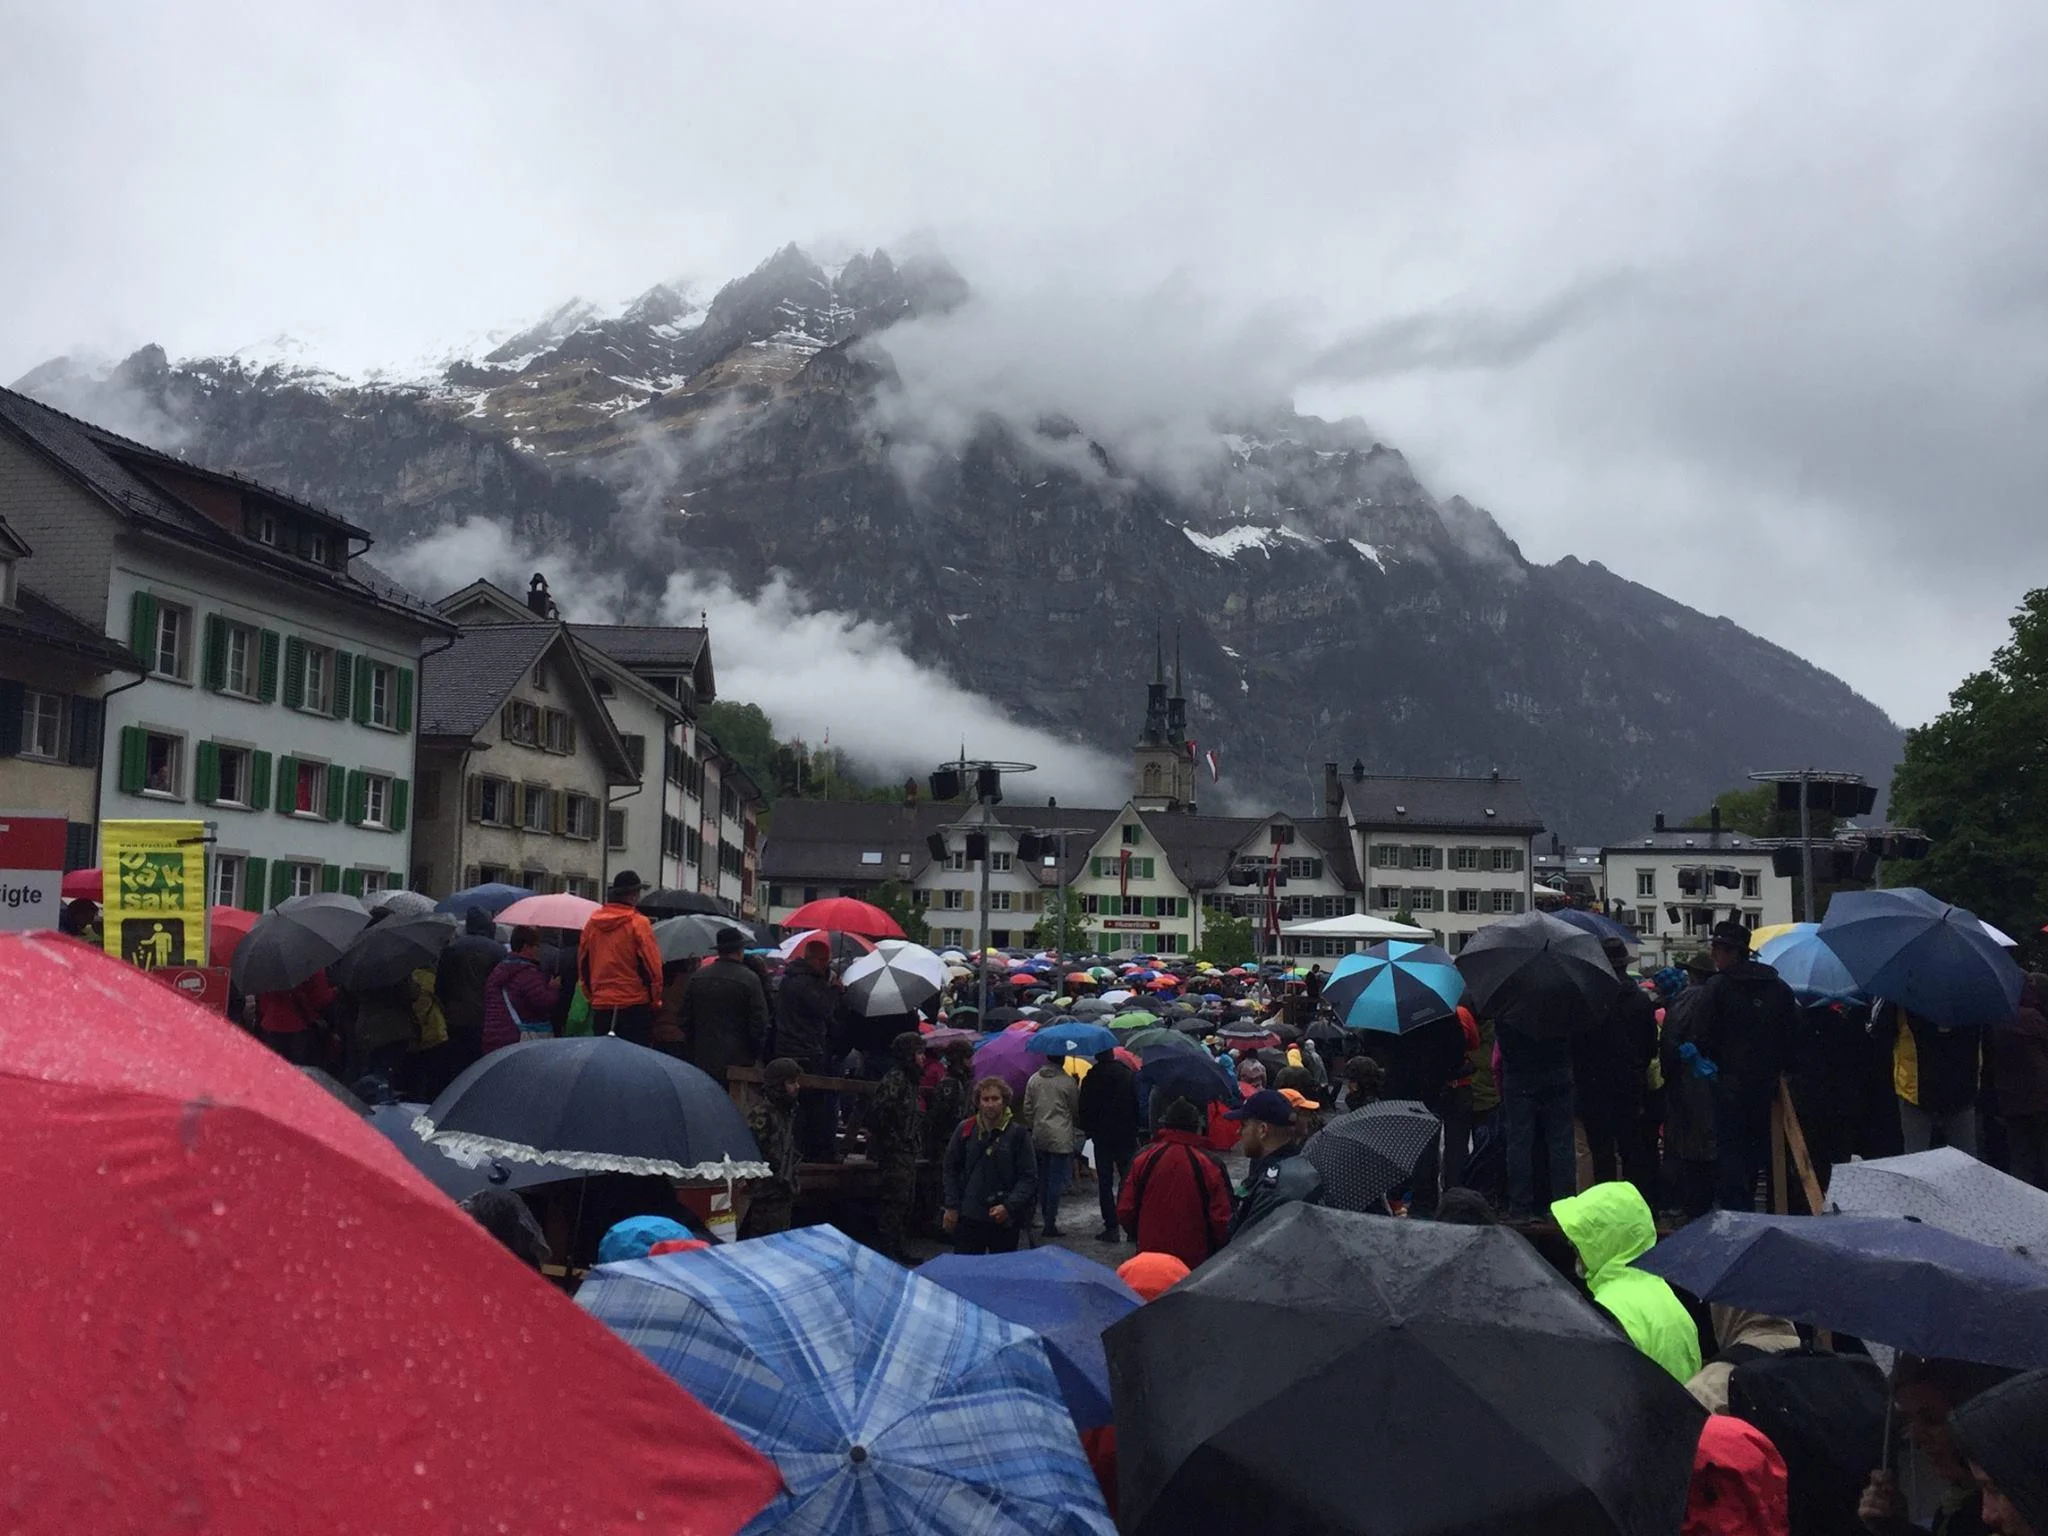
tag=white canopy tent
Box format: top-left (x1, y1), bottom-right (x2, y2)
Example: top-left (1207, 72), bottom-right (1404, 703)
top-left (1278, 913), bottom-right (1434, 944)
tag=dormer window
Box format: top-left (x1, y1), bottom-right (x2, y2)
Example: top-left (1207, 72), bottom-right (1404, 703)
top-left (0, 557), bottom-right (14, 608)
top-left (255, 511), bottom-right (277, 546)
top-left (309, 532), bottom-right (329, 565)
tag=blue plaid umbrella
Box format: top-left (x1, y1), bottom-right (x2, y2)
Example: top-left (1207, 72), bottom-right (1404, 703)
top-left (1321, 942), bottom-right (1465, 1035)
top-left (577, 1227), bottom-right (1115, 1535)
top-left (1755, 923), bottom-right (1866, 1006)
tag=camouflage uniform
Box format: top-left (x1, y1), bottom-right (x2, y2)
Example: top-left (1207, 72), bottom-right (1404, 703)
top-left (742, 1093), bottom-right (802, 1237)
top-left (869, 1064), bottom-right (924, 1260)
top-left (920, 1066), bottom-right (974, 1230)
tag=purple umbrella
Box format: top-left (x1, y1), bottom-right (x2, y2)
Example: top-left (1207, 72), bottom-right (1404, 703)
top-left (973, 1027), bottom-right (1043, 1096)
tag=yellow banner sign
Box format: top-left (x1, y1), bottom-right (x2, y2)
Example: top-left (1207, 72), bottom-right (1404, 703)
top-left (102, 819), bottom-right (207, 969)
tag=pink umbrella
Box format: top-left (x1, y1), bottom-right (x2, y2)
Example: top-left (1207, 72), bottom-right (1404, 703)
top-left (494, 892), bottom-right (601, 930)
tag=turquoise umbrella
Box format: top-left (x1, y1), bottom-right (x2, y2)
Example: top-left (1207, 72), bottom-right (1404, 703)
top-left (1322, 942), bottom-right (1465, 1035)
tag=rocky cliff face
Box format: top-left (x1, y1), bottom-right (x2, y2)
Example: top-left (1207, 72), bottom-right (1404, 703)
top-left (13, 245), bottom-right (1901, 841)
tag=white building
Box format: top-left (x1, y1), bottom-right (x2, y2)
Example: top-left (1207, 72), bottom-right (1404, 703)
top-left (0, 387), bottom-right (454, 907)
top-left (1603, 815), bottom-right (1793, 962)
top-left (1326, 764), bottom-right (1543, 953)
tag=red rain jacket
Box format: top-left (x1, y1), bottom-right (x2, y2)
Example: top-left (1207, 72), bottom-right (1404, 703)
top-left (1683, 1415), bottom-right (1789, 1536)
top-left (1119, 1129), bottom-right (1233, 1271)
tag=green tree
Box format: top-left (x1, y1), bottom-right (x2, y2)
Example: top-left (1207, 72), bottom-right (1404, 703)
top-left (1888, 588), bottom-right (2048, 964)
top-left (699, 700), bottom-right (777, 792)
top-left (1683, 784), bottom-right (1793, 839)
top-left (1193, 906), bottom-right (1257, 967)
top-left (1033, 889), bottom-right (1089, 955)
top-left (869, 878), bottom-right (930, 947)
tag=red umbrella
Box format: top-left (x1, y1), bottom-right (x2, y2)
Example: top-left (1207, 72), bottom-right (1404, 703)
top-left (0, 934), bottom-right (779, 1534)
top-left (775, 928), bottom-right (877, 966)
top-left (494, 891), bottom-right (601, 930)
top-left (208, 904), bottom-right (259, 968)
top-left (779, 896), bottom-right (904, 939)
top-left (61, 867), bottom-right (102, 901)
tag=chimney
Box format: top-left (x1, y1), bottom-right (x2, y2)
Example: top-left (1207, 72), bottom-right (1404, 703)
top-left (1323, 762), bottom-right (1342, 818)
top-left (527, 572), bottom-right (556, 618)
top-left (1654, 812), bottom-right (1666, 833)
top-left (1709, 804), bottom-right (1722, 847)
top-left (1351, 758), bottom-right (1365, 783)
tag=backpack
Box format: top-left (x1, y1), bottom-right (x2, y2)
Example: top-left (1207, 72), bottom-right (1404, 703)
top-left (1727, 1347), bottom-right (1888, 1536)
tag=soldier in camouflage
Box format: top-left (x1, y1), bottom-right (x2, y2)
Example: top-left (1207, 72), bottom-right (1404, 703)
top-left (741, 1057), bottom-right (804, 1237)
top-left (919, 1038), bottom-right (978, 1231)
top-left (869, 1031), bottom-right (927, 1262)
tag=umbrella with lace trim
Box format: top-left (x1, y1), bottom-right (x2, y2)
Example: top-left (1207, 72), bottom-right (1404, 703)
top-left (415, 1035), bottom-right (768, 1180)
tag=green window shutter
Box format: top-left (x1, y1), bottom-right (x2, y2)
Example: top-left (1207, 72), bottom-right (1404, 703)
top-left (117, 726), bottom-right (147, 793)
top-left (389, 778), bottom-right (409, 833)
top-left (330, 652), bottom-right (354, 719)
top-left (345, 768), bottom-right (367, 826)
top-left (202, 615), bottom-right (227, 692)
top-left (320, 863), bottom-right (341, 893)
top-left (257, 630), bottom-right (281, 703)
top-left (269, 860), bottom-right (294, 907)
top-left (283, 637), bottom-right (305, 709)
top-left (129, 591), bottom-right (158, 660)
top-left (324, 765), bottom-right (347, 822)
top-left (353, 661), bottom-right (373, 725)
top-left (275, 755), bottom-right (298, 814)
top-left (65, 694), bottom-right (104, 767)
top-left (0, 680), bottom-right (22, 757)
top-left (395, 668), bottom-right (414, 732)
top-left (248, 750), bottom-right (273, 812)
top-left (194, 740), bottom-right (220, 804)
top-left (341, 868), bottom-right (364, 899)
top-left (241, 858), bottom-right (268, 912)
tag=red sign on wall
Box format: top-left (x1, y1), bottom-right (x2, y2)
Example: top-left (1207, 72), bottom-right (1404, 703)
top-left (0, 811), bottom-right (68, 933)
top-left (148, 965), bottom-right (233, 1014)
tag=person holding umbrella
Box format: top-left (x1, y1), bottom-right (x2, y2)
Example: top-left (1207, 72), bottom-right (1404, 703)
top-left (776, 937), bottom-right (843, 1161)
top-left (1078, 1046), bottom-right (1142, 1243)
top-left (1695, 920), bottom-right (1800, 1210)
top-left (435, 907), bottom-right (505, 1071)
top-left (1226, 1088), bottom-right (1325, 1238)
top-left (1858, 1356), bottom-right (2016, 1536)
top-left (578, 869), bottom-right (663, 1046)
top-left (1952, 1369), bottom-right (2048, 1536)
top-left (1879, 995), bottom-right (1985, 1157)
top-left (943, 1077), bottom-right (1038, 1255)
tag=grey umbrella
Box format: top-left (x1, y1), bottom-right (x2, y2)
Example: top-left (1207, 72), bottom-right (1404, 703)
top-left (1827, 1147), bottom-right (2048, 1257)
top-left (365, 887), bottom-right (437, 918)
top-left (651, 913), bottom-right (728, 964)
top-left (328, 913), bottom-right (458, 992)
top-left (230, 892), bottom-right (372, 993)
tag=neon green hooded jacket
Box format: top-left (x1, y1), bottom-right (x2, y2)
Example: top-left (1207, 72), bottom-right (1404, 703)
top-left (1552, 1181), bottom-right (1702, 1382)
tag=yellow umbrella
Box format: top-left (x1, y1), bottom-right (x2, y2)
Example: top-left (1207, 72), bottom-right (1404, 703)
top-left (1747, 922), bottom-right (1807, 951)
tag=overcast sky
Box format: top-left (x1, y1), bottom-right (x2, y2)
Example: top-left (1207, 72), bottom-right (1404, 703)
top-left (6, 1), bottom-right (2045, 730)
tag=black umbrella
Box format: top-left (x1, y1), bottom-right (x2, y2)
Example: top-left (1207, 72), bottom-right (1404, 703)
top-left (1106, 1205), bottom-right (1705, 1535)
top-left (230, 892), bottom-right (373, 993)
top-left (327, 913), bottom-right (457, 992)
top-left (367, 1103), bottom-right (575, 1201)
top-left (638, 888), bottom-right (730, 919)
top-left (1136, 1047), bottom-right (1236, 1110)
top-left (415, 1036), bottom-right (768, 1181)
top-left (1304, 1099), bottom-right (1441, 1211)
top-left (984, 1007), bottom-right (1029, 1027)
top-left (1171, 1015), bottom-right (1214, 1035)
top-left (1306, 1015), bottom-right (1349, 1044)
top-left (1454, 911), bottom-right (1619, 1034)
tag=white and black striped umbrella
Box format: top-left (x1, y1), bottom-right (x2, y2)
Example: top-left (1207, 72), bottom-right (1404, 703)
top-left (1304, 1099), bottom-right (1442, 1211)
top-left (842, 939), bottom-right (947, 1017)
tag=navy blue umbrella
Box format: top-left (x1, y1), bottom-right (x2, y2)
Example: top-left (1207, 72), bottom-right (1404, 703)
top-left (1817, 887), bottom-right (2022, 1027)
top-left (1635, 1210), bottom-right (2048, 1370)
top-left (1321, 943), bottom-right (1464, 1035)
top-left (432, 881), bottom-right (533, 918)
top-left (1550, 908), bottom-right (1639, 952)
top-left (918, 1246), bottom-right (1141, 1429)
top-left (366, 1103), bottom-right (572, 1201)
top-left (1137, 1046), bottom-right (1235, 1110)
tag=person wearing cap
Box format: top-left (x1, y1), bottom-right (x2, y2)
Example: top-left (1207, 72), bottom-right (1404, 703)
top-left (777, 937), bottom-right (844, 1161)
top-left (677, 926), bottom-right (771, 1085)
top-left (742, 1058), bottom-right (805, 1236)
top-left (1693, 920), bottom-right (1799, 1211)
top-left (1951, 1368), bottom-right (2048, 1536)
top-left (1227, 1088), bottom-right (1326, 1239)
top-left (578, 870), bottom-right (664, 1046)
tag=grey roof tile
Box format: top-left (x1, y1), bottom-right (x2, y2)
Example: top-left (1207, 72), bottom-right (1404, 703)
top-left (1341, 773), bottom-right (1543, 834)
top-left (418, 624), bottom-right (556, 739)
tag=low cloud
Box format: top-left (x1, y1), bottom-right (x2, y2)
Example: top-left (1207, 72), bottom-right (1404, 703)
top-left (382, 516), bottom-right (1128, 805)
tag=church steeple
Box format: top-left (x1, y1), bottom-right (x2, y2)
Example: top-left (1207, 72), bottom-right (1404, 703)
top-left (1167, 623), bottom-right (1187, 737)
top-left (1140, 621), bottom-right (1169, 746)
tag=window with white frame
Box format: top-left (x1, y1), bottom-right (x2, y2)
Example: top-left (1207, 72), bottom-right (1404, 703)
top-left (541, 708), bottom-right (573, 754)
top-left (1371, 844), bottom-right (1401, 868)
top-left (1282, 856), bottom-right (1322, 879)
top-left (1490, 846), bottom-right (1525, 872)
top-left (222, 622), bottom-right (256, 697)
top-left (475, 776), bottom-right (511, 826)
top-left (564, 792), bottom-right (599, 840)
top-left (945, 850), bottom-right (967, 871)
top-left (606, 808), bottom-right (627, 851)
top-left (1491, 889), bottom-right (1522, 914)
top-left (1371, 885), bottom-right (1402, 909)
top-left (288, 862), bottom-right (320, 899)
top-left (143, 730), bottom-right (183, 796)
top-left (521, 784), bottom-right (552, 832)
top-left (211, 854), bottom-right (243, 910)
top-left (1742, 873), bottom-right (1761, 898)
top-left (503, 700), bottom-right (540, 746)
top-left (367, 661), bottom-right (396, 727)
top-left (989, 891), bottom-right (1013, 912)
top-left (20, 691), bottom-right (62, 760)
top-left (216, 745), bottom-right (251, 807)
top-left (362, 773), bottom-right (392, 829)
top-left (300, 643), bottom-right (332, 714)
top-left (357, 869), bottom-right (392, 895)
top-left (940, 927), bottom-right (965, 947)
top-left (1406, 888), bottom-right (1440, 912)
top-left (1451, 846), bottom-right (1481, 871)
top-left (1636, 869), bottom-right (1656, 898)
top-left (990, 852), bottom-right (1012, 872)
top-left (154, 602), bottom-right (191, 679)
top-left (1452, 889), bottom-right (1482, 913)
top-left (941, 889), bottom-right (965, 910)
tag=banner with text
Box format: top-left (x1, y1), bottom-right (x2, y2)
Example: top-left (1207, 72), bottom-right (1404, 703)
top-left (102, 819), bottom-right (207, 969)
top-left (0, 811), bottom-right (67, 932)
